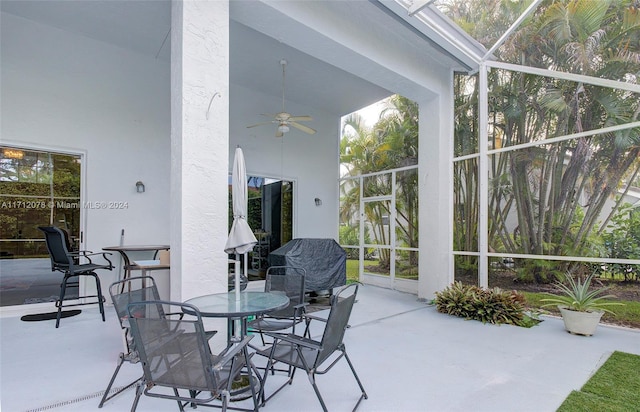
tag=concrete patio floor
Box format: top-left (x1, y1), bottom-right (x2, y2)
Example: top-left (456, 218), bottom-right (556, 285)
top-left (1, 282), bottom-right (639, 412)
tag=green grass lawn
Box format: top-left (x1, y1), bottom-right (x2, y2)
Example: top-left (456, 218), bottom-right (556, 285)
top-left (522, 291), bottom-right (640, 329)
top-left (345, 259), bottom-right (418, 283)
top-left (557, 351), bottom-right (640, 412)
top-left (346, 259), bottom-right (359, 283)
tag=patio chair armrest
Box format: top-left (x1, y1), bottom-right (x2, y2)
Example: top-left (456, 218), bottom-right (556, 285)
top-left (292, 302), bottom-right (309, 318)
top-left (212, 335), bottom-right (254, 371)
top-left (303, 313), bottom-right (328, 324)
top-left (80, 251), bottom-right (112, 258)
top-left (293, 302), bottom-right (309, 311)
top-left (70, 251), bottom-right (114, 267)
top-left (264, 332), bottom-right (321, 350)
top-left (166, 311), bottom-right (185, 319)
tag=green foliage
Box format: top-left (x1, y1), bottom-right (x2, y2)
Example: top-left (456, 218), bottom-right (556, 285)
top-left (451, 0), bottom-right (640, 283)
top-left (0, 150), bottom-right (81, 258)
top-left (541, 272), bottom-right (625, 313)
top-left (601, 203), bottom-right (640, 281)
top-left (515, 259), bottom-right (564, 283)
top-left (339, 225), bottom-right (373, 259)
top-left (434, 282), bottom-right (532, 326)
top-left (340, 95), bottom-right (419, 270)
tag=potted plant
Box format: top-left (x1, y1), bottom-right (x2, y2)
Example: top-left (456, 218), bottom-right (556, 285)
top-left (541, 272), bottom-right (624, 336)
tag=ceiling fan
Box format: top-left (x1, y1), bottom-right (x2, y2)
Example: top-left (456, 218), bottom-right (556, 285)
top-left (247, 59), bottom-right (316, 137)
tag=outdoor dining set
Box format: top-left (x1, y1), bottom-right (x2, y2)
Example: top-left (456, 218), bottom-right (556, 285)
top-left (37, 223), bottom-right (367, 412)
top-left (33, 146), bottom-right (366, 411)
top-left (95, 272), bottom-right (366, 412)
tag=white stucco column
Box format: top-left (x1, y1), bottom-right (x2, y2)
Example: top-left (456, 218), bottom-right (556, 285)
top-left (418, 93), bottom-right (454, 299)
top-left (170, 1), bottom-right (229, 301)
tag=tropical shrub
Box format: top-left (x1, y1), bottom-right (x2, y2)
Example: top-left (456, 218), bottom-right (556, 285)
top-left (541, 272), bottom-right (625, 314)
top-left (434, 282), bottom-right (529, 326)
top-left (600, 204), bottom-right (640, 282)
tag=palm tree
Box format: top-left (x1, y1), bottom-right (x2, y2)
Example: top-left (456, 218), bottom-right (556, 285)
top-left (340, 96), bottom-right (420, 269)
top-left (452, 0), bottom-right (640, 282)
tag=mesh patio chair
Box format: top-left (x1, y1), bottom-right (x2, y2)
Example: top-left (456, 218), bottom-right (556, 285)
top-left (256, 283), bottom-right (367, 412)
top-left (98, 276), bottom-right (161, 407)
top-left (127, 301), bottom-right (260, 412)
top-left (247, 266), bottom-right (308, 345)
top-left (99, 276), bottom-right (218, 408)
top-left (38, 226), bottom-right (113, 328)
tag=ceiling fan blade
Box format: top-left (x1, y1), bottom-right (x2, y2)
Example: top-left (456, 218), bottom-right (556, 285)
top-left (290, 121), bottom-right (316, 135)
top-left (247, 121), bottom-right (275, 128)
top-left (253, 60), bottom-right (314, 137)
top-left (288, 115), bottom-right (313, 122)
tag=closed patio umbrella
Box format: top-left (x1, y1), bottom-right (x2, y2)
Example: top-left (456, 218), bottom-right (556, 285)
top-left (224, 146), bottom-right (257, 297)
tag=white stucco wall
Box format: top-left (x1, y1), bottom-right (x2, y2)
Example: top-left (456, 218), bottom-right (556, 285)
top-left (170, 0), bottom-right (230, 302)
top-left (1, 12), bottom-right (171, 292)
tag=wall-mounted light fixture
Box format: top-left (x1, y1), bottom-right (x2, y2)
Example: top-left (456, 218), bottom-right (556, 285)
top-left (314, 197), bottom-right (322, 206)
top-left (136, 181), bottom-right (145, 193)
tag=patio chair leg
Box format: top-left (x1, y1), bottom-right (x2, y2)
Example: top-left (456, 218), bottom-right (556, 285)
top-left (344, 351), bottom-right (368, 409)
top-left (92, 271), bottom-right (106, 322)
top-left (244, 347), bottom-right (260, 412)
top-left (98, 353), bottom-right (131, 408)
top-left (130, 381), bottom-right (144, 412)
top-left (172, 388), bottom-right (185, 412)
top-left (308, 370), bottom-right (328, 412)
top-left (221, 391), bottom-right (229, 412)
top-left (55, 275), bottom-right (70, 328)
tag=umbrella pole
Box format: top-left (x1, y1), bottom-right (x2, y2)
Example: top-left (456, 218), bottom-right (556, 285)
top-left (243, 252), bottom-right (249, 284)
top-left (234, 256), bottom-right (241, 300)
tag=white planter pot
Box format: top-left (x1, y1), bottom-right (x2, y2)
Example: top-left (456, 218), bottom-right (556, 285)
top-left (558, 306), bottom-right (604, 336)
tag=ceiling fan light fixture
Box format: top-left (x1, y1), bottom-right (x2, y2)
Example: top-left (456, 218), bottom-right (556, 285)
top-left (246, 58), bottom-right (316, 136)
top-left (277, 124), bottom-right (290, 134)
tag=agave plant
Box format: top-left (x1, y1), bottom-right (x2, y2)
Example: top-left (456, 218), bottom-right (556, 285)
top-left (541, 273), bottom-right (624, 314)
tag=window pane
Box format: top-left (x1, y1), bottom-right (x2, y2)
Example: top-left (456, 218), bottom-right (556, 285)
top-left (339, 178), bottom-right (360, 246)
top-left (363, 173), bottom-right (391, 198)
top-left (363, 247), bottom-right (390, 277)
top-left (0, 147), bottom-right (81, 257)
top-left (454, 255), bottom-right (478, 286)
top-left (489, 136), bottom-right (637, 259)
top-left (453, 158), bottom-right (478, 252)
top-left (363, 200), bottom-right (391, 246)
top-left (395, 249), bottom-right (418, 281)
top-left (454, 74), bottom-right (479, 157)
top-left (395, 169), bottom-right (418, 248)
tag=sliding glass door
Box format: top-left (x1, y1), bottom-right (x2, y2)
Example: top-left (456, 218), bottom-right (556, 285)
top-left (228, 175), bottom-right (294, 278)
top-left (0, 146), bottom-right (82, 306)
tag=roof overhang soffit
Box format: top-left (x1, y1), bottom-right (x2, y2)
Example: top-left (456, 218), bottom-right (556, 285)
top-left (232, 0), bottom-right (462, 101)
top-left (376, 0), bottom-right (485, 73)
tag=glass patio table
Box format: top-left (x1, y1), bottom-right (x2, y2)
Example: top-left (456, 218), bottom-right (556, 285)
top-left (184, 291), bottom-right (289, 340)
top-left (185, 291), bottom-right (288, 401)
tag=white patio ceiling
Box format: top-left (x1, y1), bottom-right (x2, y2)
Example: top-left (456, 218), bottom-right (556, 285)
top-left (1, 0), bottom-right (484, 117)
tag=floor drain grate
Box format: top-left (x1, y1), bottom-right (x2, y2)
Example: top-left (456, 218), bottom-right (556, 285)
top-left (24, 385), bottom-right (133, 412)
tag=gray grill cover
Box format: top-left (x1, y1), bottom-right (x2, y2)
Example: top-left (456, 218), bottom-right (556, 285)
top-left (267, 238), bottom-right (346, 292)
